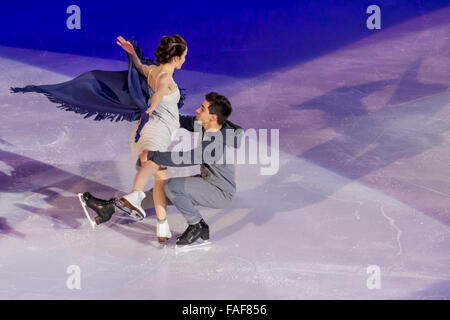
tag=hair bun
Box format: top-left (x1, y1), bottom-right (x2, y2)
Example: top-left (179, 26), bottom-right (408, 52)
top-left (154, 34), bottom-right (187, 64)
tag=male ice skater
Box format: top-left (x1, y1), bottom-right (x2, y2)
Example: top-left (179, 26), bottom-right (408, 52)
top-left (83, 92), bottom-right (243, 245)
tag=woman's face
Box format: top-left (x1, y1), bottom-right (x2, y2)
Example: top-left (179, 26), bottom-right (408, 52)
top-left (175, 47), bottom-right (187, 69)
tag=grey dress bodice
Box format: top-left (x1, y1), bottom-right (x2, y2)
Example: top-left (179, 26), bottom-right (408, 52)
top-left (147, 68), bottom-right (180, 130)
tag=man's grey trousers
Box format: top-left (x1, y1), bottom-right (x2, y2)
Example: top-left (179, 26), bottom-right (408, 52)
top-left (141, 174), bottom-right (233, 225)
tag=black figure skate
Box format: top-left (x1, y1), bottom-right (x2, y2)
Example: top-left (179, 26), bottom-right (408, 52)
top-left (176, 219), bottom-right (210, 246)
top-left (78, 192), bottom-right (116, 229)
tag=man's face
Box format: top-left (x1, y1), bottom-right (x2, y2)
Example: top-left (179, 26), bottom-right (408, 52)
top-left (195, 100), bottom-right (216, 125)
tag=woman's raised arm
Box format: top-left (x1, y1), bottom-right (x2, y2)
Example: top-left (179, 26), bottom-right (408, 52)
top-left (116, 35), bottom-right (147, 76)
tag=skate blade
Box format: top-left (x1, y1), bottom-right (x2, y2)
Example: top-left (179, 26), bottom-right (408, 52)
top-left (175, 240), bottom-right (212, 254)
top-left (78, 193), bottom-right (96, 230)
top-left (116, 198), bottom-right (145, 221)
top-left (158, 237), bottom-right (171, 244)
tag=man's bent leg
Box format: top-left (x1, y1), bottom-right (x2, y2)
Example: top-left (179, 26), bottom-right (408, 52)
top-left (164, 176), bottom-right (231, 225)
top-left (164, 176), bottom-right (231, 245)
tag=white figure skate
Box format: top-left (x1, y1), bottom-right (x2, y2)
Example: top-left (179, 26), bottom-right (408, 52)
top-left (157, 219), bottom-right (172, 244)
top-left (116, 191), bottom-right (146, 221)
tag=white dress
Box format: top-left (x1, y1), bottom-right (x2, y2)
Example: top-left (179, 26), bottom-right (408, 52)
top-left (130, 68), bottom-right (180, 160)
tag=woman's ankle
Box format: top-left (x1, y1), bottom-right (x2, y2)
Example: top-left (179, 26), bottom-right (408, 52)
top-left (157, 217), bottom-right (167, 223)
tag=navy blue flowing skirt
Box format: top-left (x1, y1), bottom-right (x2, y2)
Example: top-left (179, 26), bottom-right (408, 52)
top-left (10, 39), bottom-right (185, 142)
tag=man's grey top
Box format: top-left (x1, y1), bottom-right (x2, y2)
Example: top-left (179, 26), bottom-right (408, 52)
top-left (147, 115), bottom-right (243, 196)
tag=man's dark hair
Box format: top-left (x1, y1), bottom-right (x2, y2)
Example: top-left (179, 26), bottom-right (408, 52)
top-left (205, 92), bottom-right (232, 125)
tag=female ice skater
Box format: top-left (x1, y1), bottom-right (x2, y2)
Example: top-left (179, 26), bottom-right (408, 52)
top-left (116, 34), bottom-right (187, 243)
top-left (10, 34), bottom-right (188, 243)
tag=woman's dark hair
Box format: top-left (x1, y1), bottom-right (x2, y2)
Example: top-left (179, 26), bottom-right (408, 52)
top-left (205, 92), bottom-right (232, 125)
top-left (154, 34), bottom-right (187, 64)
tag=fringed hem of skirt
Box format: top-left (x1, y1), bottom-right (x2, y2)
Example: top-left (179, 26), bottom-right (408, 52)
top-left (10, 85), bottom-right (138, 122)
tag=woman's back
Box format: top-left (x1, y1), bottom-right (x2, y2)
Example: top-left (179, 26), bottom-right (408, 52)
top-left (146, 65), bottom-right (180, 129)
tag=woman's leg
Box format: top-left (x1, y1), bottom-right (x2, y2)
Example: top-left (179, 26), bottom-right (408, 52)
top-left (153, 167), bottom-right (172, 243)
top-left (132, 150), bottom-right (159, 191)
top-left (119, 150), bottom-right (160, 220)
top-left (153, 167), bottom-right (168, 221)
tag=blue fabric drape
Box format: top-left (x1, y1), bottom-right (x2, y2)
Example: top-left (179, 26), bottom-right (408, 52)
top-left (10, 39), bottom-right (185, 142)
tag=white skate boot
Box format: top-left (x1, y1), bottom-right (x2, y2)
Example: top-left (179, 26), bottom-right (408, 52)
top-left (117, 191), bottom-right (146, 221)
top-left (157, 219), bottom-right (172, 244)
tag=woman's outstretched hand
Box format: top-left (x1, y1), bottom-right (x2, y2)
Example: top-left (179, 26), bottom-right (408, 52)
top-left (116, 36), bottom-right (136, 56)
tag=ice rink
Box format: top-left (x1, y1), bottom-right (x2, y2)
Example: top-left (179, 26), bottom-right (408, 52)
top-left (1, 7), bottom-right (450, 299)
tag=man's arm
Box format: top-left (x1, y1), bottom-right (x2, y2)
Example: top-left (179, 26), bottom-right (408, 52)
top-left (147, 146), bottom-right (203, 167)
top-left (146, 138), bottom-right (223, 167)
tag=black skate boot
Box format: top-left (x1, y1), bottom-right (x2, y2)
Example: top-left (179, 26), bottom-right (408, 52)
top-left (82, 192), bottom-right (116, 225)
top-left (176, 219), bottom-right (210, 246)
